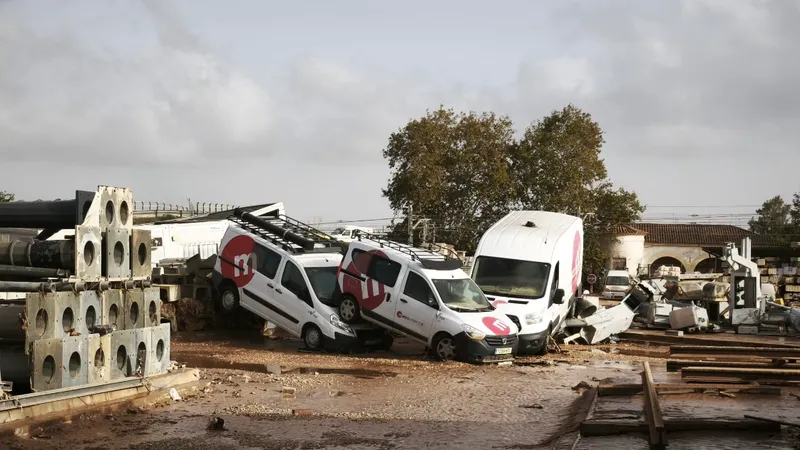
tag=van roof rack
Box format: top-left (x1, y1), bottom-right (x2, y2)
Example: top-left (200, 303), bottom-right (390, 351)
top-left (353, 232), bottom-right (463, 270)
top-left (228, 210), bottom-right (343, 255)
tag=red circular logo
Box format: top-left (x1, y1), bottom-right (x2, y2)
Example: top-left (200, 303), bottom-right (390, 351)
top-left (482, 317), bottom-right (511, 335)
top-left (396, 311), bottom-right (403, 318)
top-left (344, 249), bottom-right (388, 311)
top-left (571, 230), bottom-right (581, 294)
top-left (220, 235), bottom-right (256, 288)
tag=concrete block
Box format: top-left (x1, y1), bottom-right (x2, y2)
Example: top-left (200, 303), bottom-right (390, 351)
top-left (98, 186), bottom-right (133, 231)
top-left (143, 287), bottom-right (161, 328)
top-left (74, 225), bottom-right (102, 281)
top-left (145, 323), bottom-right (171, 377)
top-left (88, 333), bottom-right (112, 384)
top-left (78, 290), bottom-right (101, 334)
top-left (31, 335), bottom-right (89, 391)
top-left (109, 329), bottom-right (137, 379)
top-left (100, 289), bottom-right (123, 329)
top-left (131, 326), bottom-right (152, 376)
top-left (130, 229), bottom-right (152, 279)
top-left (122, 289), bottom-right (146, 330)
top-left (103, 228), bottom-right (131, 279)
top-left (25, 291), bottom-right (81, 352)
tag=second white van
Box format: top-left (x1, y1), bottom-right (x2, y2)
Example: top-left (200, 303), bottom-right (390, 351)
top-left (471, 211), bottom-right (583, 355)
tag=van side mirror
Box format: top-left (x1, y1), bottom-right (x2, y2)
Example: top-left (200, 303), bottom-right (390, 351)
top-left (553, 288), bottom-right (565, 304)
top-left (427, 295), bottom-right (438, 309)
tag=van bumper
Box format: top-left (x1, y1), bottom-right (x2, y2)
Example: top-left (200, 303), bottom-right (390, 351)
top-left (517, 329), bottom-right (549, 355)
top-left (454, 332), bottom-right (517, 364)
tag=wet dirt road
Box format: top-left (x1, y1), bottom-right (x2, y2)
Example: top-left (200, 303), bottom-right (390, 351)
top-left (1, 332), bottom-right (799, 449)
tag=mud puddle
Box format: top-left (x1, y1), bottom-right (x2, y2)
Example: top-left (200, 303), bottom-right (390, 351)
top-left (179, 354), bottom-right (397, 378)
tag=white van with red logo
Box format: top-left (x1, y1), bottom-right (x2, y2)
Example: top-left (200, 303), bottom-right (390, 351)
top-left (211, 210), bottom-right (391, 352)
top-left (471, 211), bottom-right (583, 355)
top-left (332, 235), bottom-right (519, 363)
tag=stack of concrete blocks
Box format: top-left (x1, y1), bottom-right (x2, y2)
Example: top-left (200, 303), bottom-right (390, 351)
top-left (783, 258), bottom-right (800, 304)
top-left (25, 186), bottom-right (171, 392)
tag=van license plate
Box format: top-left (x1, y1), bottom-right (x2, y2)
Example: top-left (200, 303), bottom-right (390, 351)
top-left (495, 347), bottom-right (512, 355)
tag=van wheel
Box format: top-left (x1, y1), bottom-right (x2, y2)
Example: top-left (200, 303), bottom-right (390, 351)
top-left (303, 325), bottom-right (324, 351)
top-left (217, 283), bottom-right (239, 315)
top-left (338, 296), bottom-right (361, 324)
top-left (535, 325), bottom-right (552, 356)
top-left (431, 333), bottom-right (457, 361)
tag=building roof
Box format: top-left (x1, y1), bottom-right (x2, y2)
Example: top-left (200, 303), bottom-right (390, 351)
top-left (609, 224), bottom-right (648, 236)
top-left (631, 222), bottom-right (781, 247)
top-left (154, 203), bottom-right (278, 224)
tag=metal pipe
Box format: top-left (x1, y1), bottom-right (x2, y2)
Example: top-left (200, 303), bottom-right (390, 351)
top-left (0, 240), bottom-right (75, 270)
top-left (0, 281), bottom-right (57, 293)
top-left (0, 264), bottom-right (67, 279)
top-left (0, 190), bottom-right (94, 229)
top-left (235, 209), bottom-right (315, 251)
top-left (0, 346), bottom-right (30, 385)
top-left (0, 304), bottom-right (25, 341)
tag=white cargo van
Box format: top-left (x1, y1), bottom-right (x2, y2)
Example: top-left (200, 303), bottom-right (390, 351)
top-left (471, 211), bottom-right (583, 355)
top-left (332, 235), bottom-right (519, 364)
top-left (211, 210), bottom-right (390, 352)
top-left (330, 226), bottom-right (375, 243)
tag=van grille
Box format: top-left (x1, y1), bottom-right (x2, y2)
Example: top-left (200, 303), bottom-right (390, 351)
top-left (484, 335), bottom-right (517, 347)
top-left (505, 315), bottom-right (521, 331)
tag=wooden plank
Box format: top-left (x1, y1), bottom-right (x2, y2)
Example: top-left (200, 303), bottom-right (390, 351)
top-left (671, 345), bottom-right (800, 358)
top-left (642, 362), bottom-right (667, 448)
top-left (666, 359), bottom-right (800, 372)
top-left (619, 330), bottom-right (800, 349)
top-left (598, 382), bottom-right (781, 396)
top-left (580, 418), bottom-right (780, 437)
top-left (744, 414), bottom-right (800, 428)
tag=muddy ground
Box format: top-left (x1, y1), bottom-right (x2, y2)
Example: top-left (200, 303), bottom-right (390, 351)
top-left (1, 331), bottom-right (800, 449)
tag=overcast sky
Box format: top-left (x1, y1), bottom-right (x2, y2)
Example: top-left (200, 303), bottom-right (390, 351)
top-left (1, 0), bottom-right (798, 226)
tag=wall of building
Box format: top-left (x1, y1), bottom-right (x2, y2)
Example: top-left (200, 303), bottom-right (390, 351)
top-left (605, 235), bottom-right (645, 277)
top-left (643, 245), bottom-right (713, 273)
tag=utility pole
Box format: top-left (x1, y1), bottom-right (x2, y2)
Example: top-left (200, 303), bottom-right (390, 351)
top-left (407, 204), bottom-right (414, 246)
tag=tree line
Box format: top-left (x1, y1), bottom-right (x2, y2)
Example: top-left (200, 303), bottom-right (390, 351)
top-left (381, 104), bottom-right (645, 274)
top-left (748, 194), bottom-right (800, 244)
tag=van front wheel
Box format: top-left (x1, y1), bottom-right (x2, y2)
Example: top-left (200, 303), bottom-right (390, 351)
top-left (431, 333), bottom-right (457, 361)
top-left (217, 283), bottom-right (240, 315)
top-left (303, 324), bottom-right (324, 351)
top-left (338, 296), bottom-right (361, 324)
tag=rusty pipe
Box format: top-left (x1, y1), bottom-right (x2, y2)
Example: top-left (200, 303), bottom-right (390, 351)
top-left (0, 240), bottom-right (75, 270)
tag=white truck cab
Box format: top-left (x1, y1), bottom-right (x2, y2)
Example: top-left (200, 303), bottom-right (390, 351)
top-left (333, 236), bottom-right (519, 363)
top-left (330, 226), bottom-right (375, 243)
top-left (211, 210), bottom-right (390, 352)
top-left (472, 211), bottom-right (583, 355)
top-left (602, 269), bottom-right (632, 300)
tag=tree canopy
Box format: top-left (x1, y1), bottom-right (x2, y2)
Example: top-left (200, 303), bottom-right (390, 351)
top-left (382, 104), bottom-right (645, 274)
top-left (750, 193), bottom-right (800, 243)
top-left (0, 191), bottom-right (13, 203)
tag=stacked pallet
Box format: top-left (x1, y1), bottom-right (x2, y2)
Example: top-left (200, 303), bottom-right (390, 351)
top-left (783, 257), bottom-right (800, 304)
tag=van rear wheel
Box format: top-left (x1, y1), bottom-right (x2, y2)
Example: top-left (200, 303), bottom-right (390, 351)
top-left (217, 284), bottom-right (240, 315)
top-left (338, 296), bottom-right (361, 324)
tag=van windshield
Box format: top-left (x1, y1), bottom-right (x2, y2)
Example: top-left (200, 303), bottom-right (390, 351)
top-left (331, 228), bottom-right (346, 235)
top-left (304, 266), bottom-right (339, 306)
top-left (472, 256), bottom-right (550, 299)
top-left (431, 278), bottom-right (493, 312)
top-left (606, 276), bottom-right (629, 286)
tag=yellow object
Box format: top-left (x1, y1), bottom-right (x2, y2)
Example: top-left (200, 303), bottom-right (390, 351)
top-left (776, 297), bottom-right (785, 306)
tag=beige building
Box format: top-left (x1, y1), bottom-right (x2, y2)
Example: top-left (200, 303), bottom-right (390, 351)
top-left (603, 223), bottom-right (783, 275)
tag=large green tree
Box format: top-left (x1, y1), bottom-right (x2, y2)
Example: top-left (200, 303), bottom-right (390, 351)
top-left (0, 191), bottom-right (13, 202)
top-left (748, 195), bottom-right (792, 244)
top-left (382, 106), bottom-right (517, 250)
top-left (382, 104), bottom-right (645, 274)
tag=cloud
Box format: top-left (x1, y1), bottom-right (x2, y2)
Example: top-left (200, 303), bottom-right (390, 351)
top-left (0, 0), bottom-right (798, 221)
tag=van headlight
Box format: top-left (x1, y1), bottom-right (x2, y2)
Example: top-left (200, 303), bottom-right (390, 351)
top-left (330, 315), bottom-right (354, 334)
top-left (461, 324), bottom-right (486, 340)
top-left (525, 313), bottom-right (544, 325)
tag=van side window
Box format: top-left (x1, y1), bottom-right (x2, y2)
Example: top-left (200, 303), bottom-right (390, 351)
top-left (368, 256), bottom-right (401, 287)
top-left (252, 243), bottom-right (282, 279)
top-left (403, 272), bottom-right (435, 306)
top-left (349, 248), bottom-right (372, 274)
top-left (281, 261), bottom-right (312, 307)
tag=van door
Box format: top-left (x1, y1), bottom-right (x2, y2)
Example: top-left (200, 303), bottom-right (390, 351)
top-left (273, 260), bottom-right (314, 335)
top-left (547, 262), bottom-right (570, 331)
top-left (358, 253), bottom-right (403, 328)
top-left (239, 242), bottom-right (285, 326)
top-left (392, 271), bottom-right (437, 343)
